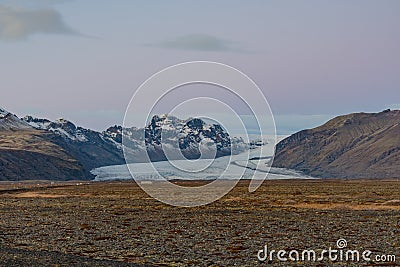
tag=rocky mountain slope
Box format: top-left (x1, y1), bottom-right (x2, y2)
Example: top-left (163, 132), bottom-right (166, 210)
top-left (22, 116), bottom-right (125, 174)
top-left (273, 110), bottom-right (400, 178)
top-left (117, 114), bottom-right (247, 162)
top-left (0, 108), bottom-right (87, 181)
top-left (1, 108), bottom-right (247, 181)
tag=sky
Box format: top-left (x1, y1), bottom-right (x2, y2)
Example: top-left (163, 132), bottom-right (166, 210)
top-left (1, 0), bottom-right (399, 134)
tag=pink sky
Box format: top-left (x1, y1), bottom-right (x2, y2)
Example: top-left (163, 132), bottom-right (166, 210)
top-left (1, 0), bottom-right (399, 133)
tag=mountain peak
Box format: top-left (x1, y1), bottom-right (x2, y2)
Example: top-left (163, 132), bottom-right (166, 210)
top-left (56, 118), bottom-right (69, 123)
top-left (0, 109), bottom-right (32, 130)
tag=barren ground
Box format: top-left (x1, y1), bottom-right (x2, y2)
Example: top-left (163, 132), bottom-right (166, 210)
top-left (0, 179), bottom-right (399, 266)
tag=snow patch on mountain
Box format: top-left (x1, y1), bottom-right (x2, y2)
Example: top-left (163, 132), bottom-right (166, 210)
top-left (0, 107), bottom-right (9, 119)
top-left (0, 108), bottom-right (32, 130)
top-left (102, 115), bottom-right (250, 162)
top-left (23, 116), bottom-right (89, 142)
top-left (19, 112), bottom-right (250, 162)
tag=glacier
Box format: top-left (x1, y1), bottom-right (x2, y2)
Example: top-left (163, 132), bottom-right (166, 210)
top-left (91, 136), bottom-right (314, 181)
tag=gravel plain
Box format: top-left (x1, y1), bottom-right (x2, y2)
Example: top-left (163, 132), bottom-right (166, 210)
top-left (0, 179), bottom-right (399, 266)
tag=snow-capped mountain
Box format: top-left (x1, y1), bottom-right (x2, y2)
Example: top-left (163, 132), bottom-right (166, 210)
top-left (20, 116), bottom-right (125, 173)
top-left (0, 107), bottom-right (32, 130)
top-left (21, 113), bottom-right (248, 162)
top-left (23, 116), bottom-right (89, 142)
top-left (144, 115), bottom-right (246, 160)
top-left (1, 107), bottom-right (89, 181)
top-left (104, 114), bottom-right (249, 162)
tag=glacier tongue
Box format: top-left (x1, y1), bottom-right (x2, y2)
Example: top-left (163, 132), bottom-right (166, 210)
top-left (92, 137), bottom-right (314, 181)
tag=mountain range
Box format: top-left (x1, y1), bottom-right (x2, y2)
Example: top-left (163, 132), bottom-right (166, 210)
top-left (2, 107), bottom-right (399, 181)
top-left (0, 108), bottom-right (247, 181)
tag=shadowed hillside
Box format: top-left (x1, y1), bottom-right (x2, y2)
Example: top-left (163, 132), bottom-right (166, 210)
top-left (0, 129), bottom-right (87, 181)
top-left (0, 108), bottom-right (123, 181)
top-left (273, 110), bottom-right (400, 178)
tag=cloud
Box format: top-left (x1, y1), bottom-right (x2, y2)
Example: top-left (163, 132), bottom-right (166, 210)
top-left (0, 4), bottom-right (78, 41)
top-left (151, 34), bottom-right (241, 52)
top-left (1, 0), bottom-right (72, 8)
